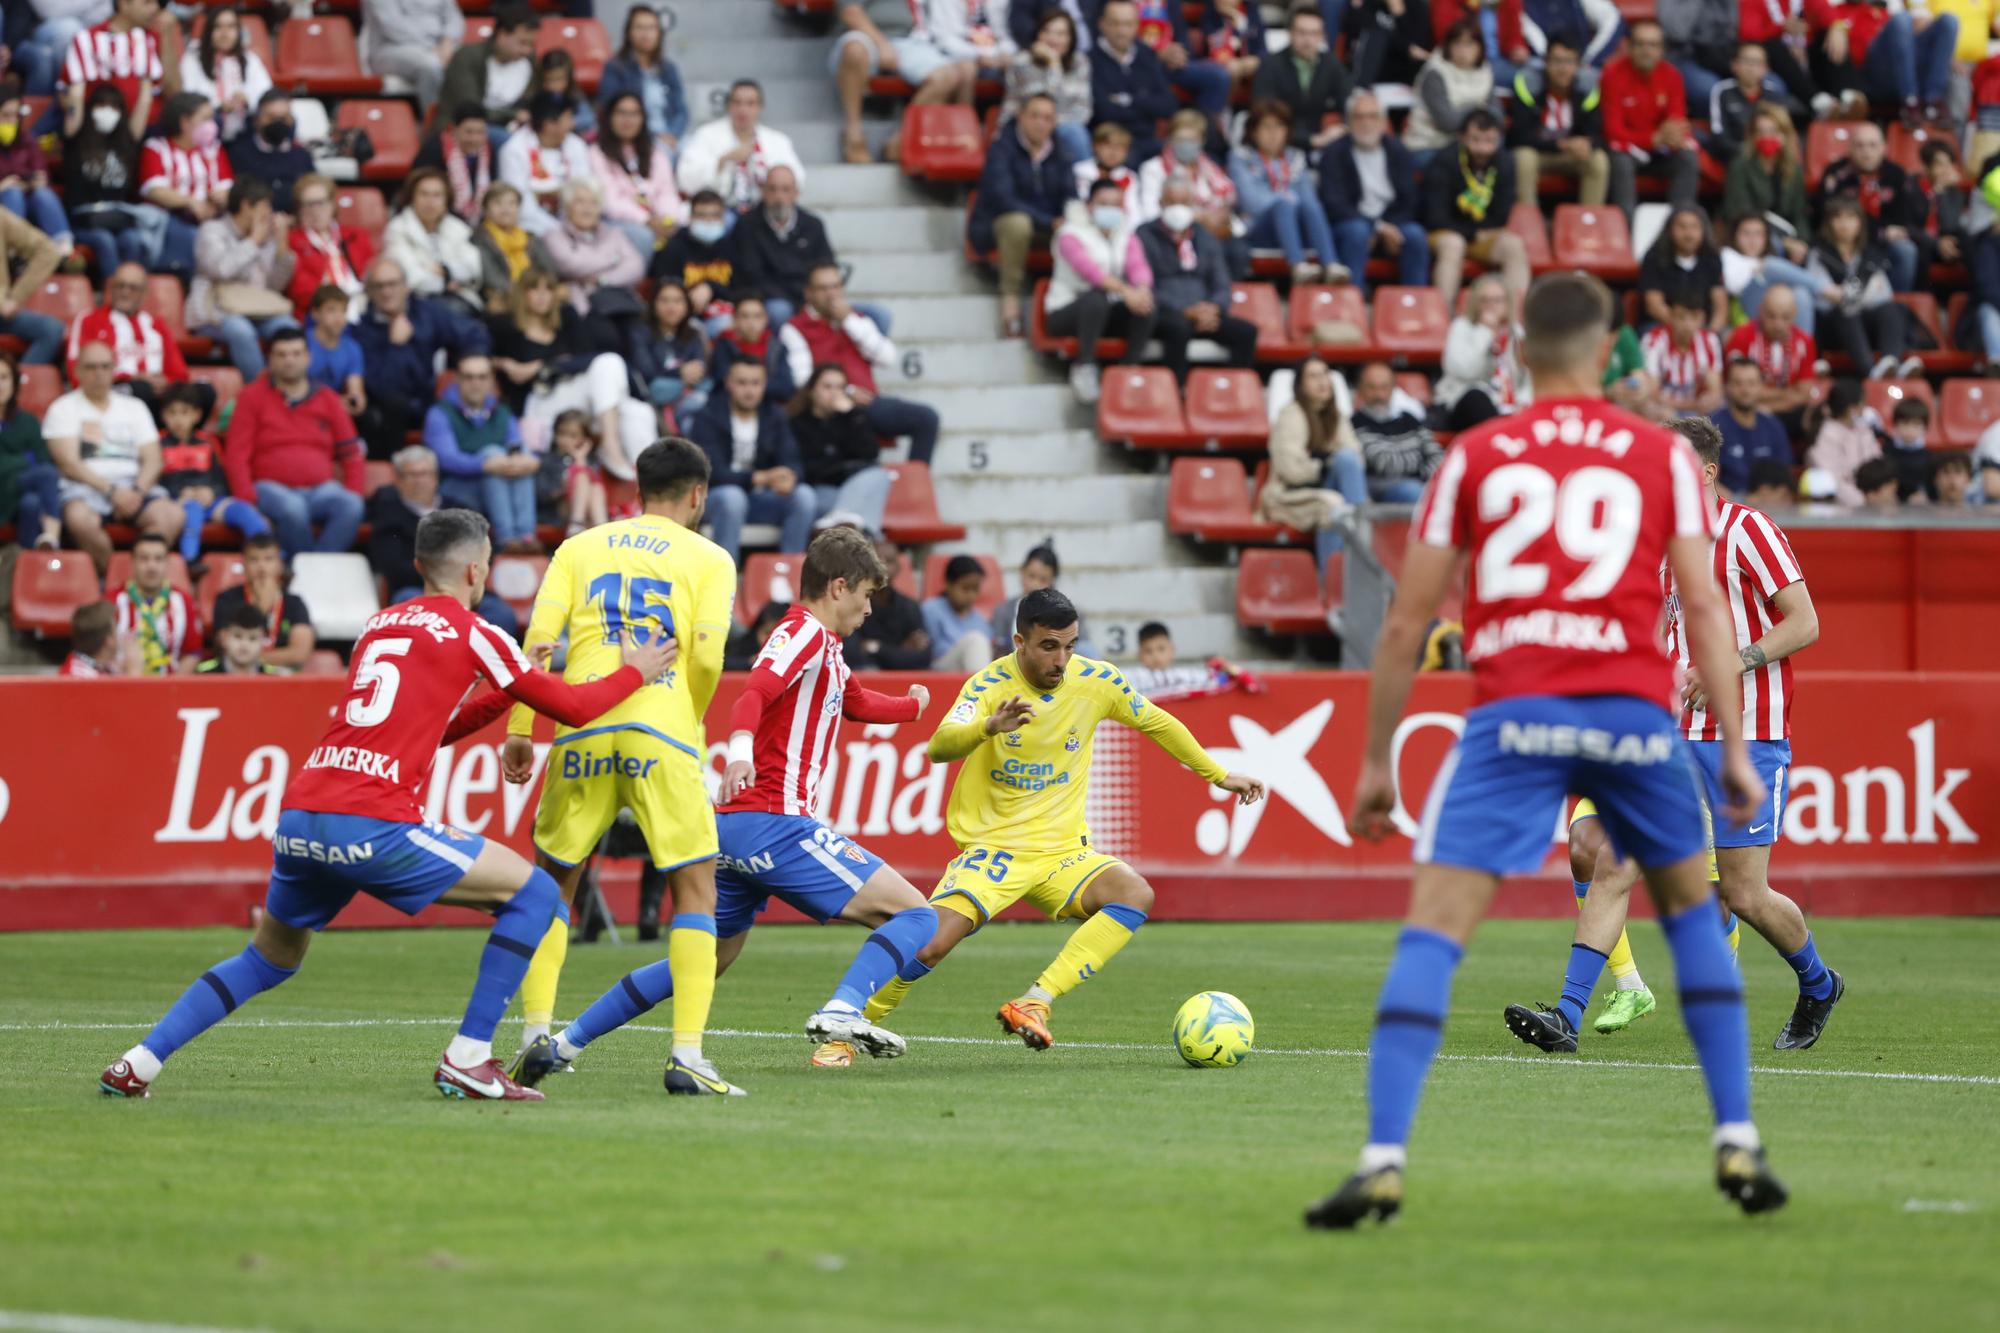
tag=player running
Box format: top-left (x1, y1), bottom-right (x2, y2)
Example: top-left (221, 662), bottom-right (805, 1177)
top-left (98, 509), bottom-right (673, 1102)
top-left (857, 588), bottom-right (1265, 1049)
top-left (1507, 416), bottom-right (1839, 1056)
top-left (512, 528), bottom-right (937, 1084)
top-left (497, 439), bottom-right (743, 1097)
top-left (1306, 274), bottom-right (1786, 1229)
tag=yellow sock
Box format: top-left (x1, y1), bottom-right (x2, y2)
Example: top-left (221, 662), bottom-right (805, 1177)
top-left (864, 975), bottom-right (915, 1024)
top-left (668, 917), bottom-right (718, 1051)
top-left (1576, 882), bottom-right (1642, 986)
top-left (518, 918), bottom-right (569, 1029)
top-left (1034, 906), bottom-right (1144, 998)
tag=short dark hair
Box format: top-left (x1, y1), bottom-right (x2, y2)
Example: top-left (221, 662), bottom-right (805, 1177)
top-left (1855, 457), bottom-right (1899, 495)
top-left (527, 91), bottom-right (574, 129)
top-left (734, 293), bottom-right (766, 311)
top-left (1725, 355), bottom-right (1762, 377)
top-left (1460, 108), bottom-right (1500, 136)
top-left (801, 526), bottom-right (889, 600)
top-left (1546, 34), bottom-right (1580, 57)
top-left (72, 601), bottom-right (116, 656)
top-left (493, 4), bottom-right (537, 36)
top-left (256, 88), bottom-right (290, 113)
top-left (637, 436), bottom-right (710, 502)
top-left (1827, 378), bottom-right (1864, 417)
top-left (1933, 450), bottom-right (1973, 479)
top-left (243, 532), bottom-right (283, 557)
top-left (1668, 292), bottom-right (1708, 315)
top-left (1891, 397), bottom-right (1931, 425)
top-left (310, 283), bottom-right (349, 313)
top-left (1088, 178), bottom-right (1124, 202)
top-left (1746, 458), bottom-right (1793, 493)
top-left (158, 381), bottom-right (209, 424)
top-left (451, 101), bottom-right (486, 126)
top-left (729, 79), bottom-right (763, 101)
top-left (1288, 2), bottom-right (1323, 26)
top-left (1919, 140), bottom-right (1956, 170)
top-left (158, 91), bottom-right (210, 141)
top-left (267, 327), bottom-right (308, 354)
top-left (227, 174), bottom-right (274, 215)
top-left (218, 599), bottom-right (269, 635)
top-left (132, 530), bottom-right (170, 554)
top-left (807, 261), bottom-right (843, 287)
top-left (1016, 587), bottom-right (1079, 635)
top-left (690, 189), bottom-right (726, 213)
top-left (414, 508), bottom-right (491, 576)
top-left (1138, 621), bottom-right (1171, 643)
top-left (1670, 416), bottom-right (1723, 468)
top-left (1023, 544), bottom-right (1060, 576)
top-left (943, 554), bottom-right (985, 584)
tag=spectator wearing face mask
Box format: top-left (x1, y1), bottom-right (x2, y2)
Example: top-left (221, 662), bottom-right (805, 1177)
top-left (224, 90), bottom-right (310, 214)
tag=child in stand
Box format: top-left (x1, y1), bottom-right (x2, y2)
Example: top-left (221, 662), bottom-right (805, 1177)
top-left (554, 408), bottom-right (611, 535)
top-left (1886, 396), bottom-right (1935, 500)
top-left (157, 383), bottom-right (271, 578)
top-left (1073, 121), bottom-right (1141, 226)
top-left (196, 599), bottom-right (280, 674)
top-left (707, 293), bottom-right (794, 404)
top-left (306, 283), bottom-right (366, 418)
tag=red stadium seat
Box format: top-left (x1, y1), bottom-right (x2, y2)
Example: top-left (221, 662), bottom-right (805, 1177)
top-left (194, 555), bottom-right (248, 627)
top-left (1227, 282), bottom-right (1293, 360)
top-left (336, 101), bottom-right (419, 181)
top-left (921, 551), bottom-right (1006, 616)
top-left (140, 274), bottom-right (188, 339)
top-left (1029, 279), bottom-right (1127, 361)
top-left (363, 460), bottom-right (397, 493)
top-left (275, 16), bottom-right (380, 95)
top-left (1938, 379), bottom-right (2000, 449)
top-left (25, 275), bottom-right (95, 327)
top-left (1395, 372), bottom-right (1433, 405)
top-left (466, 16), bottom-right (496, 45)
top-left (880, 459), bottom-right (967, 544)
top-left (18, 364), bottom-right (61, 417)
top-left (101, 550), bottom-right (195, 599)
top-left (1863, 379), bottom-right (1935, 424)
top-left (1552, 205), bottom-right (1635, 279)
top-left (1097, 366), bottom-right (1192, 447)
top-left (899, 104), bottom-right (986, 182)
top-left (1183, 369), bottom-right (1268, 449)
top-left (1805, 121), bottom-right (1861, 191)
top-left (537, 18), bottom-right (611, 90)
top-left (1166, 457), bottom-right (1287, 545)
top-left (1886, 121), bottom-right (1957, 176)
top-left (1236, 549), bottom-right (1325, 635)
top-left (188, 366), bottom-right (245, 414)
top-left (335, 186), bottom-right (389, 243)
top-left (1506, 202), bottom-right (1551, 268)
top-left (487, 554), bottom-right (549, 627)
top-left (738, 554), bottom-right (804, 625)
top-left (11, 551), bottom-right (102, 637)
top-left (1287, 283), bottom-right (1367, 352)
top-left (1895, 292), bottom-right (1971, 373)
top-left (1371, 287), bottom-right (1448, 361)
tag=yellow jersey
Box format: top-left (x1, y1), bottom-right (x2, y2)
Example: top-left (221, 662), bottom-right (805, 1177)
top-left (506, 513), bottom-right (736, 745)
top-left (927, 653), bottom-right (1228, 855)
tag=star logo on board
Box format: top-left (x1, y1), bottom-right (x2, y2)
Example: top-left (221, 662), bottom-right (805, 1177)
top-left (1194, 701), bottom-right (1350, 857)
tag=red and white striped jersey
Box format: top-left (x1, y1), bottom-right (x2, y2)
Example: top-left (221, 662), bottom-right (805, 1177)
top-left (1641, 325), bottom-right (1723, 401)
top-left (68, 308), bottom-right (188, 382)
top-left (1723, 322), bottom-right (1816, 389)
top-left (62, 22), bottom-right (162, 111)
top-left (720, 605), bottom-right (921, 818)
top-left (1664, 500), bottom-right (1805, 741)
top-left (140, 139), bottom-right (233, 208)
top-left (114, 585), bottom-right (199, 675)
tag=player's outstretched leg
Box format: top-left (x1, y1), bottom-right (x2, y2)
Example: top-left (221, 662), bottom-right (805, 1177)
top-left (100, 920), bottom-right (307, 1098)
top-left (807, 868), bottom-right (938, 1064)
top-left (1002, 866), bottom-right (1153, 1051)
top-left (1714, 846), bottom-right (1842, 1050)
top-left (435, 851), bottom-right (566, 1101)
top-left (514, 853), bottom-right (586, 1055)
top-left (512, 955), bottom-right (681, 1088)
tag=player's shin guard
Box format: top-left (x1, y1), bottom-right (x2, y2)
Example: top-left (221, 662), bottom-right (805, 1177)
top-left (1556, 943), bottom-right (1609, 1032)
top-left (667, 913), bottom-right (718, 1056)
top-left (137, 944), bottom-right (298, 1069)
top-left (517, 916), bottom-right (571, 1032)
top-left (831, 907), bottom-right (937, 1012)
top-left (1034, 903), bottom-right (1146, 998)
top-left (1658, 896), bottom-right (1753, 1128)
top-left (563, 957), bottom-right (675, 1052)
top-left (460, 871), bottom-right (563, 1051)
top-left (1366, 927), bottom-right (1463, 1151)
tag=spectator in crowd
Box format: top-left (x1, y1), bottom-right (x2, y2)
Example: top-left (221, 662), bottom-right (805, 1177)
top-left (1837, 0), bottom-right (1957, 123)
top-left (1232, 101), bottom-right (1342, 287)
top-left (726, 599), bottom-right (792, 671)
top-left (187, 174), bottom-right (297, 379)
top-left (1738, 0), bottom-right (1821, 113)
top-left (1047, 178), bottom-right (1155, 404)
top-left (550, 408), bottom-right (611, 536)
top-left (225, 91), bottom-right (311, 215)
top-left (1722, 214), bottom-right (1820, 337)
top-left (973, 93), bottom-right (1075, 337)
top-left (1137, 178), bottom-right (1259, 382)
top-left (1931, 449), bottom-right (1975, 509)
top-left (490, 266), bottom-right (652, 482)
top-left (177, 6), bottom-right (266, 142)
top-left (597, 6), bottom-right (689, 151)
top-left (1818, 121), bottom-right (1922, 293)
top-left (1348, 359), bottom-right (1442, 502)
top-left (1809, 198), bottom-right (1918, 379)
top-left (988, 543), bottom-right (1096, 658)
top-left (0, 351), bottom-right (60, 549)
top-left (360, 0), bottom-right (462, 113)
top-left (1712, 356), bottom-right (1793, 495)
top-left (499, 91), bottom-right (592, 238)
top-left (1602, 20), bottom-right (1697, 219)
top-left (1974, 52), bottom-right (2000, 169)
top-left (44, 338), bottom-right (180, 573)
top-left (629, 280), bottom-right (713, 415)
top-left (1200, 0), bottom-right (1269, 90)
top-left (56, 0), bottom-right (169, 122)
top-left (1321, 89), bottom-right (1431, 297)
top-left (414, 104), bottom-right (496, 224)
top-left (0, 206), bottom-right (63, 365)
top-left (1090, 0), bottom-right (1179, 164)
top-left (734, 167), bottom-right (835, 327)
top-left (365, 443), bottom-right (520, 632)
top-left (542, 179), bottom-right (646, 316)
top-left (1706, 41), bottom-right (1803, 164)
top-left (1405, 19), bottom-right (1497, 163)
top-left (197, 599), bottom-right (279, 674)
top-left (591, 92), bottom-right (687, 262)
top-left (210, 531), bottom-right (315, 669)
top-left (1639, 205), bottom-right (1727, 331)
top-left (649, 189), bottom-right (738, 329)
top-left (156, 380), bottom-right (266, 569)
top-left (1124, 0), bottom-right (1233, 121)
top-left (789, 362), bottom-right (892, 534)
top-left (1602, 302), bottom-right (1656, 412)
top-left (423, 353), bottom-right (540, 553)
top-left (780, 262), bottom-right (939, 464)
top-left (831, 1), bottom-right (970, 166)
top-left (1424, 109), bottom-right (1527, 315)
top-left (1883, 395), bottom-right (1934, 498)
top-left (0, 78), bottom-right (76, 263)
top-left (848, 531), bottom-right (931, 670)
top-left (1642, 294), bottom-right (1725, 415)
top-left (1007, 6), bottom-right (1093, 164)
top-left (439, 5), bottom-right (536, 146)
top-left (677, 80), bottom-right (806, 215)
top-left (1251, 4), bottom-right (1349, 153)
top-left (65, 261), bottom-right (190, 414)
top-left (1723, 284), bottom-right (1818, 438)
top-left (1743, 455), bottom-right (1796, 510)
top-left (351, 256), bottom-right (489, 459)
top-left (922, 553), bottom-right (994, 672)
top-left (59, 601), bottom-right (130, 677)
top-left (471, 181), bottom-right (552, 306)
top-left (1343, 0), bottom-right (1435, 90)
top-left (535, 49), bottom-right (593, 137)
top-left (139, 91), bottom-right (233, 275)
top-left (688, 358), bottom-right (816, 561)
top-left (1074, 120), bottom-right (1141, 224)
top-left (304, 284), bottom-right (365, 417)
top-left (1127, 621), bottom-right (1252, 698)
top-left (1136, 108), bottom-right (1240, 237)
top-left (1721, 102), bottom-right (1812, 255)
top-left (1659, 0), bottom-right (1736, 110)
top-left (1855, 454), bottom-right (1901, 509)
top-left (285, 172), bottom-right (372, 319)
top-left (58, 83), bottom-right (154, 280)
top-left (1512, 0), bottom-right (1621, 79)
top-left (1257, 356), bottom-right (1355, 569)
top-left (924, 0), bottom-right (1020, 88)
top-left (1914, 141), bottom-right (1968, 276)
top-left (709, 293), bottom-right (792, 404)
top-left (226, 328), bottom-right (364, 556)
top-left (1506, 35), bottom-right (1608, 211)
top-left (112, 530), bottom-right (199, 674)
top-left (1437, 275), bottom-right (1526, 429)
top-left (1801, 2), bottom-right (1871, 121)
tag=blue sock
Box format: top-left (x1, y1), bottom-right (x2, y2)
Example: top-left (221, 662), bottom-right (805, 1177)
top-left (831, 906), bottom-right (937, 1012)
top-left (1100, 902), bottom-right (1148, 931)
top-left (1783, 931), bottom-right (1833, 1000)
top-left (1720, 908), bottom-right (1737, 935)
top-left (1557, 943), bottom-right (1608, 1031)
top-left (1366, 927), bottom-right (1463, 1147)
top-left (178, 498), bottom-right (207, 562)
top-left (459, 869), bottom-right (560, 1042)
top-left (898, 956), bottom-right (934, 984)
top-left (143, 944), bottom-right (296, 1062)
top-left (1658, 896), bottom-right (1752, 1126)
top-left (566, 957), bottom-right (675, 1050)
top-left (1573, 879), bottom-right (1591, 906)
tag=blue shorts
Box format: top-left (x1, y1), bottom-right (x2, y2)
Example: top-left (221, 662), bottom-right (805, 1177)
top-left (1689, 738), bottom-right (1791, 848)
top-left (714, 811), bottom-right (886, 938)
top-left (264, 809), bottom-right (486, 931)
top-left (1416, 695), bottom-right (1707, 875)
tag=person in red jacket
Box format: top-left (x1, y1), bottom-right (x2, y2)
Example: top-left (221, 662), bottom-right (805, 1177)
top-left (1601, 20), bottom-right (1698, 219)
top-left (225, 328), bottom-right (365, 556)
top-left (285, 173), bottom-right (375, 320)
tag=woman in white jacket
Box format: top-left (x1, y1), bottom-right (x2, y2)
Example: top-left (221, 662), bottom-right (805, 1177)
top-left (1436, 275), bottom-right (1528, 429)
top-left (1046, 180), bottom-right (1159, 405)
top-left (178, 7), bottom-right (272, 144)
top-left (674, 80), bottom-right (806, 214)
top-left (383, 168), bottom-right (485, 321)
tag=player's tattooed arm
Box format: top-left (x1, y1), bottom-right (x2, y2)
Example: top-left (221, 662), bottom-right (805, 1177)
top-left (1739, 642), bottom-right (1768, 673)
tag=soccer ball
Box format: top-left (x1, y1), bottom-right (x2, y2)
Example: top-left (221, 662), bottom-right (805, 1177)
top-left (1173, 991), bottom-right (1254, 1068)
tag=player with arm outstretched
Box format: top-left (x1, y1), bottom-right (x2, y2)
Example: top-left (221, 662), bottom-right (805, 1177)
top-left (98, 510), bottom-right (674, 1102)
top-left (496, 438), bottom-right (743, 1097)
top-left (859, 588), bottom-right (1265, 1050)
top-left (512, 528), bottom-right (939, 1085)
top-left (1306, 273), bottom-right (1786, 1230)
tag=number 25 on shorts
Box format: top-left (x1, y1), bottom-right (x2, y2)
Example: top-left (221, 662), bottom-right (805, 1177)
top-left (960, 849), bottom-right (1014, 883)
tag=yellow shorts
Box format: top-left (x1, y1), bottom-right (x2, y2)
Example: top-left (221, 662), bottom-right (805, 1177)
top-left (1569, 799), bottom-right (1718, 881)
top-left (532, 727), bottom-right (717, 872)
top-left (930, 842), bottom-right (1125, 928)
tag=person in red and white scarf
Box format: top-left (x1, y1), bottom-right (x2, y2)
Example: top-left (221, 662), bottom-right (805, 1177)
top-left (284, 172), bottom-right (375, 319)
top-left (674, 80), bottom-right (806, 213)
top-left (65, 261), bottom-right (192, 413)
top-left (495, 91), bottom-right (593, 237)
top-left (1438, 275), bottom-right (1526, 430)
top-left (1642, 295), bottom-right (1725, 416)
top-left (414, 107), bottom-right (496, 225)
top-left (1136, 108), bottom-right (1241, 241)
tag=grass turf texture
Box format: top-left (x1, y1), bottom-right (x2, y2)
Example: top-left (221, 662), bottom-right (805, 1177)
top-left (3, 919), bottom-right (1995, 1332)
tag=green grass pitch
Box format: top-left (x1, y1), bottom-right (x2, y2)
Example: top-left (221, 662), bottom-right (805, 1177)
top-left (3, 918), bottom-right (1996, 1332)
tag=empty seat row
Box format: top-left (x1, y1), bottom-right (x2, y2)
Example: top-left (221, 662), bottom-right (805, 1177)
top-left (264, 15), bottom-right (609, 97)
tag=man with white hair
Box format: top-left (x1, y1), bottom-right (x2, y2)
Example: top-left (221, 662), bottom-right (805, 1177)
top-left (1318, 89), bottom-right (1430, 297)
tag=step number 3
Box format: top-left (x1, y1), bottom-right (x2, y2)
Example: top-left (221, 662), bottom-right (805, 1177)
top-left (587, 574), bottom-right (676, 646)
top-left (1476, 464), bottom-right (1641, 602)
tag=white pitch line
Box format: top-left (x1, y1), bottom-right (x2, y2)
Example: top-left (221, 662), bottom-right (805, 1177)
top-left (0, 1312), bottom-right (268, 1333)
top-left (7, 1016), bottom-right (1998, 1088)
